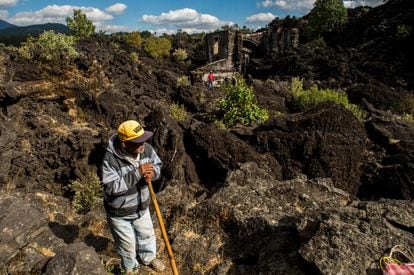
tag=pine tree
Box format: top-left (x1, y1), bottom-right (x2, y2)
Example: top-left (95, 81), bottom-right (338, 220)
top-left (66, 9), bottom-right (95, 39)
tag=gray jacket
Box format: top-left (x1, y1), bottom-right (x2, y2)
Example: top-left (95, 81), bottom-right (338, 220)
top-left (101, 134), bottom-right (162, 217)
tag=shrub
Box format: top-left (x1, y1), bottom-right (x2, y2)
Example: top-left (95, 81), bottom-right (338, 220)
top-left (144, 37), bottom-right (171, 59)
top-left (396, 25), bottom-right (412, 40)
top-left (218, 75), bottom-right (269, 127)
top-left (401, 113), bottom-right (413, 122)
top-left (176, 76), bottom-right (190, 88)
top-left (173, 48), bottom-right (188, 62)
top-left (305, 36), bottom-right (326, 49)
top-left (126, 32), bottom-right (143, 48)
top-left (130, 52), bottom-right (139, 63)
top-left (66, 9), bottom-right (95, 39)
top-left (70, 172), bottom-right (102, 214)
top-left (198, 91), bottom-right (206, 103)
top-left (307, 0), bottom-right (347, 37)
top-left (170, 103), bottom-right (188, 121)
top-left (18, 31), bottom-right (78, 63)
top-left (291, 77), bottom-right (365, 121)
top-left (395, 93), bottom-right (414, 115)
top-left (214, 120), bottom-right (227, 130)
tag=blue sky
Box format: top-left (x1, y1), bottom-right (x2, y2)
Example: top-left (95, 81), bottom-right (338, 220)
top-left (0, 0), bottom-right (384, 34)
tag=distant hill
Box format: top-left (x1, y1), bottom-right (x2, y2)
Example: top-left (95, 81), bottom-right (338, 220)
top-left (0, 19), bottom-right (16, 30)
top-left (0, 22), bottom-right (70, 45)
top-left (0, 23), bottom-right (69, 36)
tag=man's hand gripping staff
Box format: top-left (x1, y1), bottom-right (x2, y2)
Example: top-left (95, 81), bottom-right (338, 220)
top-left (139, 163), bottom-right (154, 184)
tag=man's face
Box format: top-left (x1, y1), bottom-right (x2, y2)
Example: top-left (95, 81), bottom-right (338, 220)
top-left (123, 141), bottom-right (145, 156)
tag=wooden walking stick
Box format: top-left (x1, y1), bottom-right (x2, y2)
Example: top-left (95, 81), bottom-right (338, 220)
top-left (147, 180), bottom-right (179, 275)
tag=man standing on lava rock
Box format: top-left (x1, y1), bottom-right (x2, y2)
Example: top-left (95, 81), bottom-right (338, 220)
top-left (100, 120), bottom-right (165, 274)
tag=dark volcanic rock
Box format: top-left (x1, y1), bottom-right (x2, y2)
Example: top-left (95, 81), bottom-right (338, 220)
top-left (347, 83), bottom-right (404, 111)
top-left (170, 162), bottom-right (414, 274)
top-left (254, 103), bottom-right (367, 195)
top-left (0, 3), bottom-right (413, 272)
top-left (300, 200), bottom-right (414, 274)
top-left (0, 193), bottom-right (67, 274)
top-left (187, 121), bottom-right (282, 189)
top-left (359, 114), bottom-right (414, 199)
top-left (44, 242), bottom-right (105, 275)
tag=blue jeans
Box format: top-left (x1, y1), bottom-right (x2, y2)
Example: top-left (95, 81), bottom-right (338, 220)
top-left (107, 209), bottom-right (156, 272)
top-left (208, 80), bottom-right (213, 91)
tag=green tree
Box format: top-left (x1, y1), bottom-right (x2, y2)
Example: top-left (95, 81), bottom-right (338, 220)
top-left (308, 0), bottom-right (347, 37)
top-left (66, 9), bottom-right (95, 38)
top-left (140, 30), bottom-right (152, 39)
top-left (144, 37), bottom-right (171, 59)
top-left (126, 31), bottom-right (143, 48)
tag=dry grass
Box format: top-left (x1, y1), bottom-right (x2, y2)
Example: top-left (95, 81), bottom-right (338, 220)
top-left (31, 243), bottom-right (56, 257)
top-left (35, 191), bottom-right (77, 222)
top-left (88, 219), bottom-right (108, 237)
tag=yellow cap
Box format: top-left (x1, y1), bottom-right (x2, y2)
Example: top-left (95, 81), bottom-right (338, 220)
top-left (117, 120), bottom-right (153, 143)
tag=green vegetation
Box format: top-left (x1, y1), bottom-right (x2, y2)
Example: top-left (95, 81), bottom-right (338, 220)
top-left (170, 103), bottom-right (188, 121)
top-left (401, 113), bottom-right (413, 122)
top-left (70, 172), bottom-right (102, 214)
top-left (125, 31), bottom-right (143, 48)
top-left (144, 37), bottom-right (172, 59)
top-left (18, 31), bottom-right (78, 63)
top-left (130, 52), bottom-right (139, 63)
top-left (66, 9), bottom-right (95, 39)
top-left (394, 93), bottom-right (414, 121)
top-left (396, 25), bottom-right (412, 40)
top-left (291, 77), bottom-right (365, 121)
top-left (173, 48), bottom-right (188, 62)
top-left (305, 36), bottom-right (327, 49)
top-left (214, 120), bottom-right (227, 130)
top-left (307, 0), bottom-right (347, 37)
top-left (176, 76), bottom-right (190, 88)
top-left (218, 76), bottom-right (269, 127)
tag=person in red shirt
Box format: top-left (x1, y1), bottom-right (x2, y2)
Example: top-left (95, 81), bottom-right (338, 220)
top-left (207, 71), bottom-right (214, 91)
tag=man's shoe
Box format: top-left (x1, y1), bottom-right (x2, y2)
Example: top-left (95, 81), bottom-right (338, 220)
top-left (146, 258), bottom-right (165, 272)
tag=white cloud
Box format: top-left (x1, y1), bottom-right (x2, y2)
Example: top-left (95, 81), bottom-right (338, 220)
top-left (0, 0), bottom-right (18, 9)
top-left (262, 0), bottom-right (384, 12)
top-left (0, 9), bottom-right (8, 20)
top-left (261, 0), bottom-right (315, 12)
top-left (4, 4), bottom-right (129, 33)
top-left (343, 0), bottom-right (383, 8)
top-left (141, 8), bottom-right (229, 31)
top-left (151, 27), bottom-right (215, 35)
top-left (8, 5), bottom-right (113, 25)
top-left (150, 28), bottom-right (177, 35)
top-left (105, 3), bottom-right (127, 15)
top-left (94, 21), bottom-right (131, 32)
top-left (246, 12), bottom-right (276, 23)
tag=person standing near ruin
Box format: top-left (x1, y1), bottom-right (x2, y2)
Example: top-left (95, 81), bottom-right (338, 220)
top-left (101, 120), bottom-right (165, 274)
top-left (207, 71), bottom-right (215, 91)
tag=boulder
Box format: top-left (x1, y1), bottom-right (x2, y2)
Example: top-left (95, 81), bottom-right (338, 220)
top-left (187, 121), bottom-right (281, 188)
top-left (254, 103), bottom-right (367, 195)
top-left (44, 242), bottom-right (105, 275)
top-left (360, 115), bottom-right (414, 199)
top-left (170, 162), bottom-right (414, 274)
top-left (300, 200), bottom-right (414, 274)
top-left (0, 193), bottom-right (67, 274)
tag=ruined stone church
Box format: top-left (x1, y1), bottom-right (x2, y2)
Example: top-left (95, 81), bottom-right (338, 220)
top-left (196, 17), bottom-right (303, 84)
